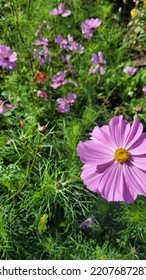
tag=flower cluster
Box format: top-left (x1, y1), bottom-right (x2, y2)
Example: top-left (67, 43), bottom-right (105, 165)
top-left (33, 23), bottom-right (50, 65)
top-left (55, 34), bottom-right (84, 53)
top-left (56, 92), bottom-right (77, 113)
top-left (0, 45), bottom-right (17, 70)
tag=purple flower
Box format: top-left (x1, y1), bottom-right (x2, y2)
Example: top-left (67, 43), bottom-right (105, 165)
top-left (0, 45), bottom-right (17, 70)
top-left (77, 115), bottom-right (146, 203)
top-left (61, 55), bottom-right (71, 63)
top-left (55, 35), bottom-right (69, 50)
top-left (51, 71), bottom-right (67, 89)
top-left (0, 100), bottom-right (14, 115)
top-left (142, 86), bottom-right (146, 94)
top-left (56, 92), bottom-right (77, 113)
top-left (67, 35), bottom-right (84, 53)
top-left (56, 104), bottom-right (70, 113)
top-left (81, 18), bottom-right (102, 39)
top-left (89, 52), bottom-right (106, 75)
top-left (123, 66), bottom-right (137, 75)
top-left (50, 3), bottom-right (71, 17)
top-left (36, 90), bottom-right (48, 99)
top-left (79, 217), bottom-right (94, 229)
top-left (34, 36), bottom-right (48, 47)
top-left (33, 47), bottom-right (50, 65)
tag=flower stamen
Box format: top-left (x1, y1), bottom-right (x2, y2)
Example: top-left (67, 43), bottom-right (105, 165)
top-left (114, 148), bottom-right (130, 163)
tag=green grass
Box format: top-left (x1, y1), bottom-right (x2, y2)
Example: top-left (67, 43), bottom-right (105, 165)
top-left (0, 0), bottom-right (146, 259)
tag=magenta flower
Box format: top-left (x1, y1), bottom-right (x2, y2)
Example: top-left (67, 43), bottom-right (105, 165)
top-left (61, 55), bottom-right (71, 63)
top-left (123, 66), bottom-right (137, 75)
top-left (77, 115), bottom-right (146, 203)
top-left (51, 71), bottom-right (67, 89)
top-left (50, 3), bottom-right (71, 17)
top-left (67, 35), bottom-right (84, 53)
top-left (0, 100), bottom-right (14, 115)
top-left (55, 35), bottom-right (69, 50)
top-left (36, 90), bottom-right (48, 99)
top-left (0, 45), bottom-right (17, 70)
top-left (81, 18), bottom-right (102, 39)
top-left (56, 104), bottom-right (70, 113)
top-left (142, 86), bottom-right (146, 94)
top-left (38, 125), bottom-right (46, 132)
top-left (89, 52), bottom-right (106, 75)
top-left (56, 92), bottom-right (77, 113)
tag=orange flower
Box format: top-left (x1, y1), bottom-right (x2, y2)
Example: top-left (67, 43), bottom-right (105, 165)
top-left (144, 25), bottom-right (146, 30)
top-left (130, 9), bottom-right (136, 17)
top-left (35, 72), bottom-right (47, 83)
top-left (144, 0), bottom-right (146, 4)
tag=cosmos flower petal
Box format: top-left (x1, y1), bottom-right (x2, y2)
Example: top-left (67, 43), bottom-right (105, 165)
top-left (98, 163), bottom-right (136, 203)
top-left (62, 10), bottom-right (71, 17)
top-left (81, 164), bottom-right (102, 193)
top-left (90, 125), bottom-right (116, 150)
top-left (125, 115), bottom-right (143, 149)
top-left (99, 66), bottom-right (105, 75)
top-left (128, 133), bottom-right (146, 153)
top-left (50, 8), bottom-right (59, 15)
top-left (77, 140), bottom-right (114, 164)
top-left (109, 115), bottom-right (131, 147)
top-left (130, 155), bottom-right (146, 170)
top-left (58, 3), bottom-right (64, 13)
top-left (124, 164), bottom-right (146, 195)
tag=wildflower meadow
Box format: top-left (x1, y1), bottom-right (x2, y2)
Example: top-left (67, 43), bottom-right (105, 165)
top-left (0, 0), bottom-right (146, 260)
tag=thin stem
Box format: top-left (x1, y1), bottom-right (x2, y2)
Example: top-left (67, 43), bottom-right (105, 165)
top-left (6, 135), bottom-right (41, 202)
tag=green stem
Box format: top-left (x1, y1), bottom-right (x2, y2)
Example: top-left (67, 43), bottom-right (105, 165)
top-left (6, 135), bottom-right (41, 202)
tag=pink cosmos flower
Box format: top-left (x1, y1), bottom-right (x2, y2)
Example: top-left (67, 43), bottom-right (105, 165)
top-left (50, 3), bottom-right (71, 17)
top-left (123, 66), bottom-right (137, 75)
top-left (51, 71), bottom-right (67, 89)
top-left (38, 125), bottom-right (46, 132)
top-left (61, 55), bottom-right (71, 63)
top-left (33, 47), bottom-right (50, 65)
top-left (36, 90), bottom-right (48, 99)
top-left (89, 52), bottom-right (106, 75)
top-left (0, 45), bottom-right (17, 70)
top-left (55, 35), bottom-right (69, 50)
top-left (77, 115), bottom-right (146, 203)
top-left (56, 92), bottom-right (77, 113)
top-left (81, 18), bottom-right (102, 39)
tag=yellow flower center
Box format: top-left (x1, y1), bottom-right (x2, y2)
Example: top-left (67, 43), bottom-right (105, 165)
top-left (114, 148), bottom-right (130, 163)
top-left (3, 54), bottom-right (8, 59)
